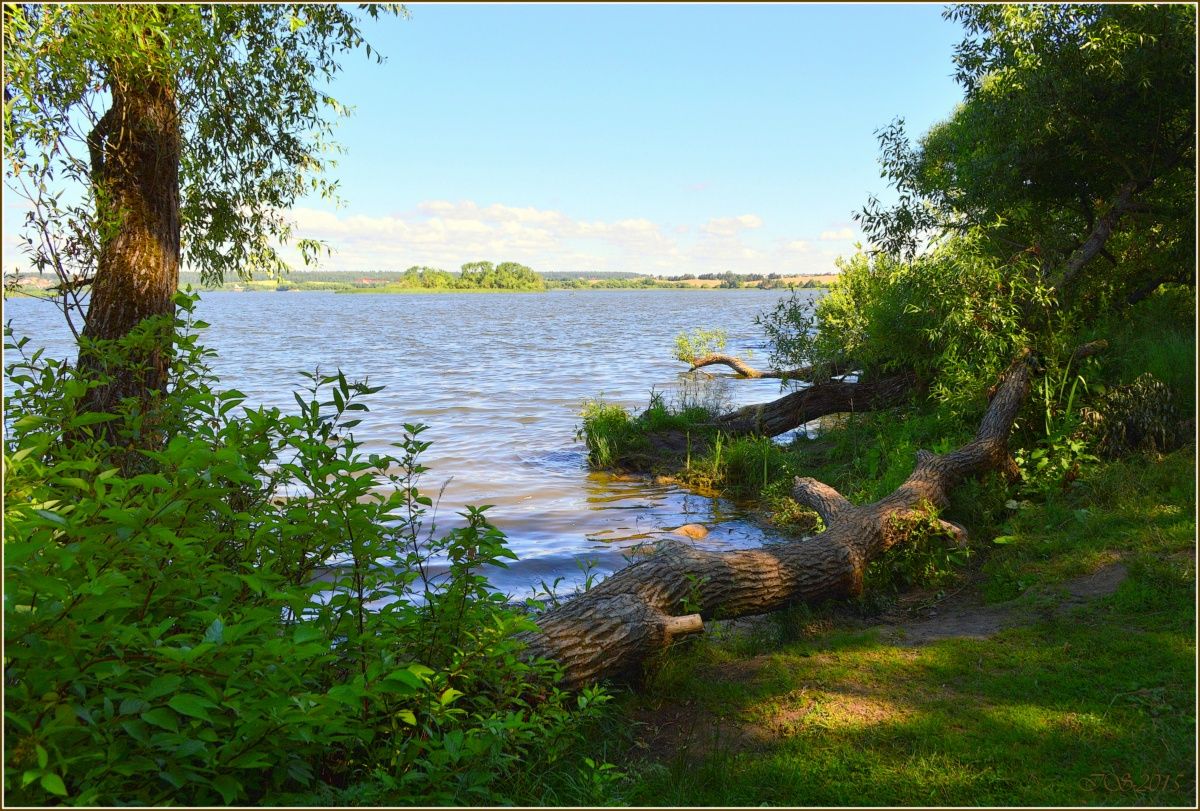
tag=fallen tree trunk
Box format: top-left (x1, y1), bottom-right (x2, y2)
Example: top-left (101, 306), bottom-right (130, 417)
top-left (688, 353), bottom-right (852, 380)
top-left (718, 371), bottom-right (917, 437)
top-left (518, 351), bottom-right (1033, 687)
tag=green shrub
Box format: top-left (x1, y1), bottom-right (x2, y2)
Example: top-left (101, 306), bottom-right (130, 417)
top-left (861, 503), bottom-right (972, 604)
top-left (3, 293), bottom-right (613, 806)
top-left (577, 400), bottom-right (638, 468)
top-left (672, 328), bottom-right (727, 364)
top-left (757, 236), bottom-right (1053, 418)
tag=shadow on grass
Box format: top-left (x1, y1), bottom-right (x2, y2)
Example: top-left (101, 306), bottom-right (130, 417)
top-left (620, 448), bottom-right (1196, 807)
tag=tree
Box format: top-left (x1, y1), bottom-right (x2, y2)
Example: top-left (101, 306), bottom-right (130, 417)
top-left (4, 3), bottom-right (405, 411)
top-left (857, 4), bottom-right (1195, 309)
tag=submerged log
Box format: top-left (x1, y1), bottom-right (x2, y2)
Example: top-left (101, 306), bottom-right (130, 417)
top-left (718, 371), bottom-right (917, 437)
top-left (519, 351), bottom-right (1034, 687)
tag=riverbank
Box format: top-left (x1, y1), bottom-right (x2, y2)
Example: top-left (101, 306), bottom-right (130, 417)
top-left (589, 443), bottom-right (1194, 806)
top-left (565, 286), bottom-right (1196, 805)
top-left (6, 270), bottom-right (834, 297)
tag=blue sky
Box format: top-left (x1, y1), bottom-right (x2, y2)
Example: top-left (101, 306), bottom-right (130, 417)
top-left (4, 3), bottom-right (969, 277)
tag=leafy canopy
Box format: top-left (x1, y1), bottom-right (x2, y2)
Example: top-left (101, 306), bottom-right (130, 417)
top-left (857, 2), bottom-right (1195, 297)
top-left (3, 3), bottom-right (405, 290)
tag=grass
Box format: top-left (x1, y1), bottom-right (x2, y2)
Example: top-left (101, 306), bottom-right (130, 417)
top-left (572, 286), bottom-right (1195, 805)
top-left (597, 446), bottom-right (1195, 806)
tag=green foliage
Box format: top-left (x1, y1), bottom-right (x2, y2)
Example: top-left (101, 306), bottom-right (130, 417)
top-left (577, 400), bottom-right (637, 469)
top-left (3, 293), bottom-right (613, 806)
top-left (864, 504), bottom-right (972, 600)
top-left (699, 435), bottom-right (789, 499)
top-left (3, 3), bottom-right (405, 309)
top-left (1094, 284), bottom-right (1196, 404)
top-left (762, 238), bottom-right (1053, 418)
top-left (453, 261), bottom-right (546, 291)
top-left (673, 328), bottom-right (727, 364)
top-left (859, 4), bottom-right (1195, 296)
top-left (1083, 374), bottom-right (1184, 460)
top-left (577, 387), bottom-right (724, 472)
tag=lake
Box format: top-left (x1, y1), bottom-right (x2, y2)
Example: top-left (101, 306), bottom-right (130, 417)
top-left (4, 288), bottom-right (820, 598)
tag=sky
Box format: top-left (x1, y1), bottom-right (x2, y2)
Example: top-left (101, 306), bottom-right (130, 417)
top-left (4, 3), bottom-right (969, 277)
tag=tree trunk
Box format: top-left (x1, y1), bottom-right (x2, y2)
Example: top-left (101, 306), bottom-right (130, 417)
top-left (79, 66), bottom-right (181, 414)
top-left (718, 372), bottom-right (917, 437)
top-left (518, 352), bottom-right (1033, 687)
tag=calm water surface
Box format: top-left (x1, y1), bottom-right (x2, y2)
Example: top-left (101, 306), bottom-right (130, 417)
top-left (4, 289), bottom-right (819, 597)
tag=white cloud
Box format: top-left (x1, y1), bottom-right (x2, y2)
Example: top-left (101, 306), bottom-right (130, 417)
top-left (280, 201), bottom-right (848, 276)
top-left (701, 213), bottom-right (763, 237)
top-left (819, 226), bottom-right (855, 241)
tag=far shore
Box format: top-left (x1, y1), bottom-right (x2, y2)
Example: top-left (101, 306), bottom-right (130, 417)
top-left (10, 283), bottom-right (831, 298)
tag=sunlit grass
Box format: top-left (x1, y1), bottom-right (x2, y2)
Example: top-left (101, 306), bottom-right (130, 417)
top-left (600, 446), bottom-right (1195, 806)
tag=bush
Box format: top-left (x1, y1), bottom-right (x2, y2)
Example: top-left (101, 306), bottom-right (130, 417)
top-left (758, 235), bottom-right (1053, 418)
top-left (3, 293), bottom-right (612, 806)
top-left (672, 328), bottom-right (727, 364)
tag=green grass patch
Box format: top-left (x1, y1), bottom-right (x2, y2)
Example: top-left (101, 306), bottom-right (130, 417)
top-left (600, 446), bottom-right (1195, 806)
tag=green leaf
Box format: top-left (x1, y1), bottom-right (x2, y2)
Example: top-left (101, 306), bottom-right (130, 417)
top-left (40, 772), bottom-right (68, 797)
top-left (65, 411), bottom-right (119, 427)
top-left (992, 535), bottom-right (1018, 545)
top-left (212, 774), bottom-right (240, 804)
top-left (384, 667), bottom-right (425, 690)
top-left (168, 694), bottom-right (215, 721)
top-left (119, 697), bottom-right (149, 715)
top-left (34, 509), bottom-right (68, 526)
top-left (141, 707), bottom-right (179, 732)
top-left (293, 623), bottom-right (323, 644)
top-left (204, 618), bottom-right (224, 644)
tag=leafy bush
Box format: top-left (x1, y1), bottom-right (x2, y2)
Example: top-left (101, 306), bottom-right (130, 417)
top-left (862, 502), bottom-right (972, 602)
top-left (672, 328), bottom-right (727, 364)
top-left (758, 235), bottom-right (1054, 418)
top-left (1083, 373), bottom-right (1185, 459)
top-left (3, 293), bottom-right (613, 806)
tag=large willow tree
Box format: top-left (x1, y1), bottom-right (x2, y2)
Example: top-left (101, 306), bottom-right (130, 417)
top-left (3, 3), bottom-right (404, 409)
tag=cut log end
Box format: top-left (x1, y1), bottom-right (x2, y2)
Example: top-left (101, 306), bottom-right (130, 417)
top-left (662, 613), bottom-right (704, 641)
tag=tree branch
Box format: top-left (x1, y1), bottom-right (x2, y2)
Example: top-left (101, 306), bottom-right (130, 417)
top-left (688, 353), bottom-right (853, 381)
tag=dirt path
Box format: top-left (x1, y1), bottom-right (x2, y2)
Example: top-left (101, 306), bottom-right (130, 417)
top-left (878, 562), bottom-right (1128, 645)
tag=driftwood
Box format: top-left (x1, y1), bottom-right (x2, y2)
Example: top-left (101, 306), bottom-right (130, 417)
top-left (519, 351), bottom-right (1035, 687)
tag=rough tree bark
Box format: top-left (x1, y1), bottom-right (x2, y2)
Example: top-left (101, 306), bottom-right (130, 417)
top-left (682, 353), bottom-right (915, 439)
top-left (519, 351), bottom-right (1034, 687)
top-left (79, 64), bottom-right (182, 414)
top-left (717, 371), bottom-right (917, 438)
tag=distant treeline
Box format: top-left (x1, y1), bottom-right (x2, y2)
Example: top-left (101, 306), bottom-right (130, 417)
top-left (171, 265), bottom-right (829, 293)
top-left (178, 262), bottom-right (546, 292)
top-left (541, 270), bottom-right (647, 281)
